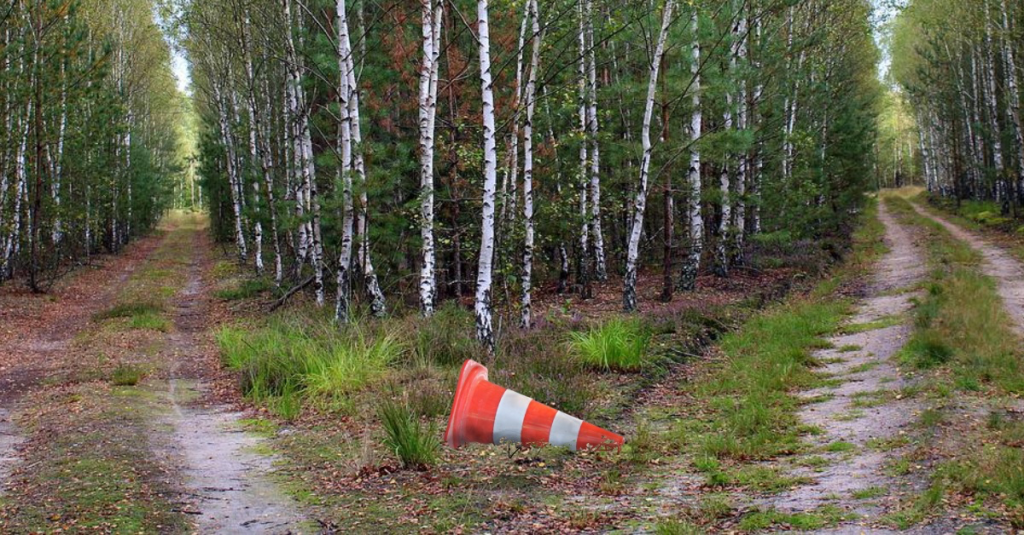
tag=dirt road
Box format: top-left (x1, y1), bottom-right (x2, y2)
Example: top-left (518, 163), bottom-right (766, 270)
top-left (0, 214), bottom-right (306, 533)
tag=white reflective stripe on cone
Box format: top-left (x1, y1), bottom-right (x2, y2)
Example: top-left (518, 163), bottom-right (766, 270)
top-left (492, 389), bottom-right (532, 445)
top-left (548, 411), bottom-right (584, 451)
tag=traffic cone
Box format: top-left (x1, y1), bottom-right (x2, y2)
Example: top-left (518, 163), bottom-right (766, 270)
top-left (444, 360), bottom-right (624, 452)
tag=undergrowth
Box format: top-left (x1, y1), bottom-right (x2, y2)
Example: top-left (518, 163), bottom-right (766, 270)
top-left (568, 317), bottom-right (652, 371)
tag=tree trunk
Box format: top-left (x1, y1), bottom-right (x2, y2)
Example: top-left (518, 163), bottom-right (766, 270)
top-left (475, 0), bottom-right (499, 350)
top-left (419, 0), bottom-right (443, 316)
top-left (679, 10), bottom-right (703, 292)
top-left (585, 0), bottom-right (606, 282)
top-left (624, 0), bottom-right (675, 312)
top-left (576, 2), bottom-right (591, 298)
top-left (335, 0), bottom-right (356, 322)
top-left (521, 0), bottom-right (540, 328)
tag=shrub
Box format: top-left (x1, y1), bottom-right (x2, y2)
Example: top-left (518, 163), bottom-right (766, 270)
top-left (378, 398), bottom-right (439, 470)
top-left (569, 318), bottom-right (652, 372)
top-left (497, 327), bottom-right (603, 418)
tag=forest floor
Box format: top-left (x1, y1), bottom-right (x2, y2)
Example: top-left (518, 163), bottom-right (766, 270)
top-left (1, 194), bottom-right (1023, 534)
top-left (0, 212), bottom-right (309, 533)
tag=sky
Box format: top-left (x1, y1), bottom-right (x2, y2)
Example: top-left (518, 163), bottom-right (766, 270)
top-left (872, 0), bottom-right (906, 83)
top-left (171, 51), bottom-right (191, 94)
top-left (153, 3), bottom-right (191, 95)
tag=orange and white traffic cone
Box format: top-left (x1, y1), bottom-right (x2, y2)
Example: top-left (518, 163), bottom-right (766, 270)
top-left (444, 360), bottom-right (623, 452)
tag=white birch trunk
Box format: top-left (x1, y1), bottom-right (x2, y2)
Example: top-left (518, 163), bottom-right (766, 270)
top-left (985, 2), bottom-right (1004, 180)
top-left (715, 11), bottom-right (738, 278)
top-left (624, 0), bottom-right (674, 312)
top-left (520, 0), bottom-right (540, 328)
top-left (1002, 0), bottom-right (1024, 191)
top-left (418, 0), bottom-right (443, 316)
top-left (679, 10), bottom-right (702, 292)
top-left (345, 8), bottom-right (387, 318)
top-left (732, 11), bottom-right (747, 263)
top-left (53, 58), bottom-right (66, 246)
top-left (283, 0), bottom-right (308, 272)
top-left (585, 0), bottom-right (606, 281)
top-left (475, 0), bottom-right (499, 350)
top-left (215, 84), bottom-right (248, 263)
top-left (335, 0), bottom-right (356, 322)
top-left (576, 2), bottom-right (590, 292)
top-left (242, 12), bottom-right (267, 277)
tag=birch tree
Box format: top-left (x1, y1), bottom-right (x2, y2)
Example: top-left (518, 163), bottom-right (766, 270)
top-left (679, 9), bottom-right (703, 292)
top-left (624, 0), bottom-right (675, 313)
top-left (418, 0), bottom-right (443, 316)
top-left (520, 0), bottom-right (540, 328)
top-left (474, 0), bottom-right (498, 349)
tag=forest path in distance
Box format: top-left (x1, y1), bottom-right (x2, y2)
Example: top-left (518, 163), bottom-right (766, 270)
top-left (0, 212), bottom-right (307, 533)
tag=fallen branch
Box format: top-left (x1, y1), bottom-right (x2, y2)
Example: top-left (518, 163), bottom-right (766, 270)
top-left (269, 275), bottom-right (315, 312)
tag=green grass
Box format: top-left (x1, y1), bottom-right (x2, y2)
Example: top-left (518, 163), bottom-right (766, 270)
top-left (217, 317), bottom-right (404, 418)
top-left (696, 295), bottom-right (848, 460)
top-left (655, 520), bottom-right (704, 534)
top-left (887, 196), bottom-right (1024, 395)
top-left (876, 195), bottom-right (1024, 528)
top-left (215, 278), bottom-right (275, 301)
top-left (881, 482), bottom-right (944, 528)
top-left (93, 302), bottom-right (163, 321)
top-left (667, 199), bottom-right (886, 463)
top-left (378, 398), bottom-right (440, 470)
top-left (568, 317), bottom-right (653, 372)
top-left (93, 302), bottom-right (170, 331)
top-left (824, 441), bottom-right (855, 453)
top-left (409, 302), bottom-right (478, 367)
top-left (738, 505), bottom-right (853, 531)
top-left (128, 311), bottom-right (171, 331)
top-left (695, 457), bottom-right (812, 493)
top-left (851, 486), bottom-right (886, 499)
top-left (110, 364), bottom-right (144, 386)
top-left (841, 314), bottom-right (902, 334)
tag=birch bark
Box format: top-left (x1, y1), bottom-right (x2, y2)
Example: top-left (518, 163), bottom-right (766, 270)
top-left (418, 0), bottom-right (443, 316)
top-left (520, 0), bottom-right (540, 328)
top-left (679, 10), bottom-right (703, 292)
top-left (475, 0), bottom-right (499, 350)
top-left (335, 0), bottom-right (356, 322)
top-left (585, 0), bottom-right (606, 281)
top-left (624, 0), bottom-right (675, 312)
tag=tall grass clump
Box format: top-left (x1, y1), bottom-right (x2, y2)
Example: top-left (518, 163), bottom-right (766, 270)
top-left (378, 398), bottom-right (440, 470)
top-left (569, 317), bottom-right (652, 372)
top-left (410, 302), bottom-right (478, 366)
top-left (217, 317), bottom-right (405, 418)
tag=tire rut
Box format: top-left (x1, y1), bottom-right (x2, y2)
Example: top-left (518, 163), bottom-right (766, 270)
top-left (0, 235), bottom-right (165, 494)
top-left (761, 201), bottom-right (927, 529)
top-left (156, 226), bottom-right (307, 534)
top-left (910, 202), bottom-right (1024, 336)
